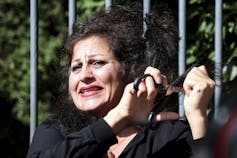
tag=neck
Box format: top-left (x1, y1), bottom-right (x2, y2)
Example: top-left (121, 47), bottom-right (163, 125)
top-left (107, 126), bottom-right (139, 158)
top-left (116, 126), bottom-right (139, 142)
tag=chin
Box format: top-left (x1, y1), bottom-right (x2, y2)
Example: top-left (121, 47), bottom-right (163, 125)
top-left (88, 104), bottom-right (112, 118)
top-left (76, 101), bottom-right (104, 113)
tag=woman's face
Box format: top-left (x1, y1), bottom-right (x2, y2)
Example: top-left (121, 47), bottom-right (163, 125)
top-left (69, 36), bottom-right (125, 117)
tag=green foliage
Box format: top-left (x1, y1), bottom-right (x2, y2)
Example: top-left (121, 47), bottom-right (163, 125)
top-left (0, 0), bottom-right (104, 125)
top-left (76, 0), bottom-right (105, 21)
top-left (222, 2), bottom-right (237, 81)
top-left (0, 0), bottom-right (31, 124)
top-left (186, 0), bottom-right (237, 83)
top-left (186, 1), bottom-right (215, 63)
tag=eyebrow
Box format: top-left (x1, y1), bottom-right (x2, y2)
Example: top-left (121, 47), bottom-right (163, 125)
top-left (72, 54), bottom-right (111, 62)
top-left (72, 54), bottom-right (97, 62)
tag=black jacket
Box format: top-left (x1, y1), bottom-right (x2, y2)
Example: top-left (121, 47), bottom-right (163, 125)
top-left (27, 117), bottom-right (200, 158)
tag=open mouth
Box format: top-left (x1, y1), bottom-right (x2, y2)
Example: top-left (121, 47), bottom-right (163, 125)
top-left (80, 87), bottom-right (103, 94)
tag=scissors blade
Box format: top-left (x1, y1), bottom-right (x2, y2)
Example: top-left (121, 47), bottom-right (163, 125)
top-left (165, 86), bottom-right (184, 96)
top-left (164, 61), bottom-right (202, 96)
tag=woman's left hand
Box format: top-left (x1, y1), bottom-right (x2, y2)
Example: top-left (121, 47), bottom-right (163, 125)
top-left (183, 65), bottom-right (215, 139)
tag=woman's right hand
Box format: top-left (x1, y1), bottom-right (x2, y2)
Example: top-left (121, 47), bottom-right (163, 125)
top-left (104, 66), bottom-right (179, 134)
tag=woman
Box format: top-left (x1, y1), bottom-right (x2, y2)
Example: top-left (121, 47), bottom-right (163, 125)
top-left (27, 5), bottom-right (215, 158)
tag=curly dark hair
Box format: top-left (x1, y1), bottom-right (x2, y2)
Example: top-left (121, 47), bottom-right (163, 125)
top-left (65, 6), bottom-right (146, 83)
top-left (145, 9), bottom-right (178, 81)
top-left (56, 4), bottom-right (179, 132)
top-left (64, 5), bottom-right (178, 83)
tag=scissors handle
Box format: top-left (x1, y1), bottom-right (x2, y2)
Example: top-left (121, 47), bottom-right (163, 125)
top-left (133, 74), bottom-right (165, 92)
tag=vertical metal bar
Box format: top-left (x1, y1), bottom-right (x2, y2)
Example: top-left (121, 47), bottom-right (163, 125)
top-left (105, 0), bottom-right (112, 11)
top-left (143, 0), bottom-right (150, 33)
top-left (30, 0), bottom-right (38, 143)
top-left (214, 0), bottom-right (223, 119)
top-left (69, 0), bottom-right (76, 36)
top-left (178, 0), bottom-right (186, 119)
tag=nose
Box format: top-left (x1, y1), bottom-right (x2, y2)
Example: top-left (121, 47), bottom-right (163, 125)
top-left (79, 65), bottom-right (93, 82)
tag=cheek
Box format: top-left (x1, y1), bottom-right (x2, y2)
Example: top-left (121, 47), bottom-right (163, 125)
top-left (68, 73), bottom-right (78, 91)
top-left (94, 68), bottom-right (125, 100)
top-left (95, 69), bottom-right (121, 84)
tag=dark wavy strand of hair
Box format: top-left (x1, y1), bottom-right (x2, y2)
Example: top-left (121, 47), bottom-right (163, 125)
top-left (144, 8), bottom-right (178, 82)
top-left (52, 93), bottom-right (96, 133)
top-left (143, 6), bottom-right (179, 112)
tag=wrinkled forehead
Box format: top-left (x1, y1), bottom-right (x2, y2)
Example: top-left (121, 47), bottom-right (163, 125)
top-left (69, 34), bottom-right (109, 58)
top-left (70, 35), bottom-right (116, 62)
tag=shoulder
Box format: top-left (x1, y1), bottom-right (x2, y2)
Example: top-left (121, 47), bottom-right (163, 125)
top-left (27, 115), bottom-right (64, 157)
top-left (30, 115), bottom-right (64, 150)
top-left (35, 115), bottom-right (63, 135)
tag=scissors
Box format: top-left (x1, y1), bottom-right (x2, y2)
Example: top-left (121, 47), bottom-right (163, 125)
top-left (133, 62), bottom-right (201, 126)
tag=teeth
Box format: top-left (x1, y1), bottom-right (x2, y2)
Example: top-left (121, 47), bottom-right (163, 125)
top-left (81, 87), bottom-right (100, 93)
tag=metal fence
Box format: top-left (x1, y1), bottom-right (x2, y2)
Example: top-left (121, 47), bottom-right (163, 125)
top-left (30, 0), bottom-right (223, 142)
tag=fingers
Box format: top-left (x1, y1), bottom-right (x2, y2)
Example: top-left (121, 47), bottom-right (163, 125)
top-left (144, 66), bottom-right (168, 87)
top-left (134, 66), bottom-right (168, 100)
top-left (144, 76), bottom-right (157, 99)
top-left (183, 65), bottom-right (215, 118)
top-left (124, 66), bottom-right (171, 125)
top-left (136, 79), bottom-right (148, 98)
top-left (138, 66), bottom-right (168, 98)
top-left (183, 65), bottom-right (215, 96)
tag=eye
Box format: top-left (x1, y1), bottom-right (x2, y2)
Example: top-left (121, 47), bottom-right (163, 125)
top-left (91, 60), bottom-right (106, 68)
top-left (71, 64), bottom-right (82, 72)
